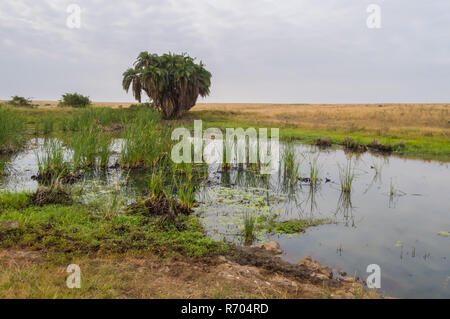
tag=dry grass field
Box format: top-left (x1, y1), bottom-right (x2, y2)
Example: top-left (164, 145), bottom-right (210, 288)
top-left (190, 103), bottom-right (450, 161)
top-left (1, 100), bottom-right (448, 160)
top-left (191, 103), bottom-right (450, 138)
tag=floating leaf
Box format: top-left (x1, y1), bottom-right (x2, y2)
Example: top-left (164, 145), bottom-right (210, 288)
top-left (394, 241), bottom-right (403, 247)
top-left (438, 231), bottom-right (450, 237)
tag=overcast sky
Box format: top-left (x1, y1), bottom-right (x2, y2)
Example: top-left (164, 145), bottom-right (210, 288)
top-left (1, 0), bottom-right (449, 103)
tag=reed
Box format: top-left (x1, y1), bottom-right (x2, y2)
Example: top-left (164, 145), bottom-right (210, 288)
top-left (72, 126), bottom-right (99, 168)
top-left (120, 108), bottom-right (169, 168)
top-left (338, 160), bottom-right (356, 193)
top-left (36, 139), bottom-right (70, 183)
top-left (98, 134), bottom-right (112, 168)
top-left (242, 212), bottom-right (256, 245)
top-left (149, 171), bottom-right (164, 198)
top-left (281, 141), bottom-right (299, 186)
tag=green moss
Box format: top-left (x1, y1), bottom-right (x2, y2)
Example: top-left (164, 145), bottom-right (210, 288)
top-left (0, 191), bottom-right (31, 210)
top-left (269, 218), bottom-right (334, 235)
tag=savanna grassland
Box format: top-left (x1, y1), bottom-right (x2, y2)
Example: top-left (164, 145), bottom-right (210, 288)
top-left (0, 102), bottom-right (381, 299)
top-left (191, 103), bottom-right (450, 161)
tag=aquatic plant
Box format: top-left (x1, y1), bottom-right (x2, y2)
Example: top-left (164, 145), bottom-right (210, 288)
top-left (0, 160), bottom-right (5, 175)
top-left (389, 178), bottom-right (396, 198)
top-left (30, 178), bottom-right (73, 206)
top-left (242, 212), bottom-right (256, 245)
top-left (149, 171), bottom-right (164, 198)
top-left (72, 126), bottom-right (99, 168)
top-left (338, 160), bottom-right (356, 193)
top-left (36, 139), bottom-right (71, 183)
top-left (177, 182), bottom-right (196, 211)
top-left (98, 134), bottom-right (112, 168)
top-left (99, 178), bottom-right (121, 219)
top-left (120, 108), bottom-right (169, 168)
top-left (368, 138), bottom-right (393, 153)
top-left (281, 141), bottom-right (299, 186)
top-left (315, 137), bottom-right (332, 148)
top-left (342, 137), bottom-right (367, 153)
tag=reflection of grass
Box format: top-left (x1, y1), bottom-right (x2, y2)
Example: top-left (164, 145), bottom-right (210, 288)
top-left (309, 155), bottom-right (320, 187)
top-left (390, 178), bottom-right (396, 197)
top-left (335, 192), bottom-right (355, 227)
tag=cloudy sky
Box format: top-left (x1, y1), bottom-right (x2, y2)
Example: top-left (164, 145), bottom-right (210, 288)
top-left (0, 0), bottom-right (449, 103)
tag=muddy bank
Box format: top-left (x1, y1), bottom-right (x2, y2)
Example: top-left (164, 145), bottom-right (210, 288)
top-left (0, 247), bottom-right (382, 299)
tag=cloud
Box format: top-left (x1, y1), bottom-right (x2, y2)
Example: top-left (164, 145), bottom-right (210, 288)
top-left (0, 0), bottom-right (449, 102)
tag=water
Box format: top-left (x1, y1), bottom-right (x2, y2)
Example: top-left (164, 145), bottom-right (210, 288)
top-left (1, 139), bottom-right (449, 298)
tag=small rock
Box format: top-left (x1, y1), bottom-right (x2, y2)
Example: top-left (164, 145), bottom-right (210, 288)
top-left (0, 221), bottom-right (19, 229)
top-left (251, 241), bottom-right (283, 255)
top-left (298, 256), bottom-right (333, 279)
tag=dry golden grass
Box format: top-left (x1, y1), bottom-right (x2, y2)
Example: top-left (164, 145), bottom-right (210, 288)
top-left (192, 103), bottom-right (450, 138)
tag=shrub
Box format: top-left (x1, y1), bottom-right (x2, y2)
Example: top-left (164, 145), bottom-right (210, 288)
top-left (58, 93), bottom-right (91, 108)
top-left (8, 96), bottom-right (33, 107)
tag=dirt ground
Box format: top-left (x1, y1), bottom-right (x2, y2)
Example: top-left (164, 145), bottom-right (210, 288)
top-left (0, 247), bottom-right (382, 299)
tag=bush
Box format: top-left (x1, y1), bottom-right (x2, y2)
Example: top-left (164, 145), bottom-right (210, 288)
top-left (8, 96), bottom-right (33, 107)
top-left (58, 93), bottom-right (91, 108)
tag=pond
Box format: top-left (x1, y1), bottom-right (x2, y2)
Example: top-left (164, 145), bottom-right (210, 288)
top-left (1, 138), bottom-right (449, 298)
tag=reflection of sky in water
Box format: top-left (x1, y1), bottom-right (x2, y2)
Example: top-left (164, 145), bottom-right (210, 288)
top-left (1, 140), bottom-right (449, 298)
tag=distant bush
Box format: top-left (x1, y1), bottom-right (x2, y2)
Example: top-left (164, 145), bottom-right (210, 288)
top-left (8, 96), bottom-right (33, 107)
top-left (58, 93), bottom-right (91, 108)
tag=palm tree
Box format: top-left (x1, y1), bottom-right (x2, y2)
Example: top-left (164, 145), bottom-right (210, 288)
top-left (122, 52), bottom-right (212, 119)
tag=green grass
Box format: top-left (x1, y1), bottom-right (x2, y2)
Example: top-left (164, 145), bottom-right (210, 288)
top-left (120, 108), bottom-right (171, 168)
top-left (0, 192), bottom-right (31, 210)
top-left (36, 139), bottom-right (71, 182)
top-left (0, 202), bottom-right (226, 258)
top-left (191, 114), bottom-right (450, 162)
top-left (281, 141), bottom-right (299, 186)
top-left (0, 106), bottom-right (27, 153)
top-left (338, 160), bottom-right (356, 193)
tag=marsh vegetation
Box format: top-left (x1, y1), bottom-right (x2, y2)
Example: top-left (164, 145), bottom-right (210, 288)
top-left (0, 103), bottom-right (448, 299)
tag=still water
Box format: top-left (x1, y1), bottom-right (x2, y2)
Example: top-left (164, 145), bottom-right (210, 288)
top-left (1, 139), bottom-right (449, 298)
